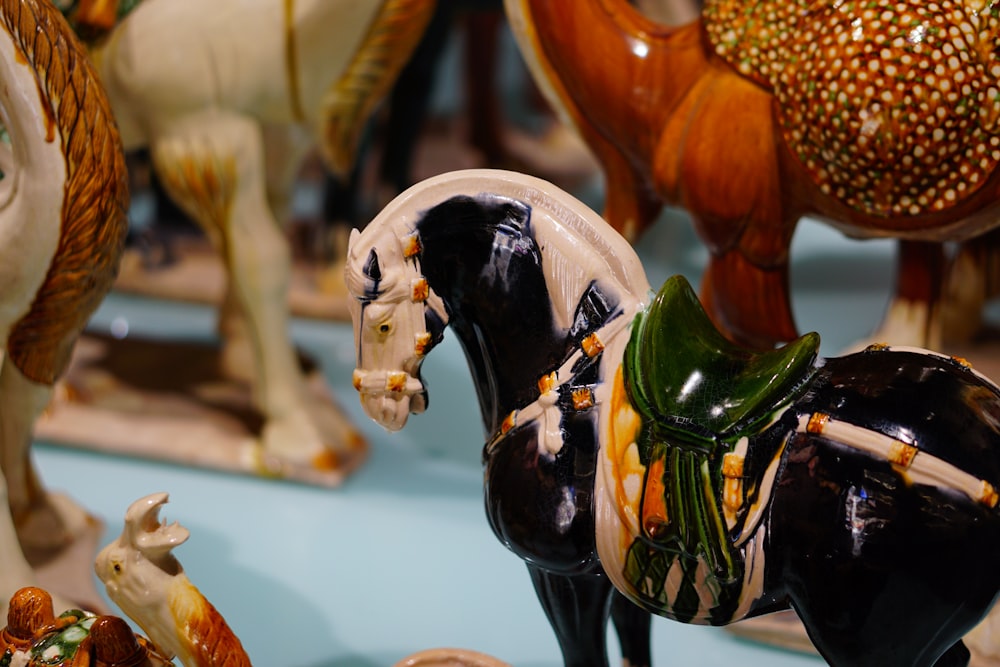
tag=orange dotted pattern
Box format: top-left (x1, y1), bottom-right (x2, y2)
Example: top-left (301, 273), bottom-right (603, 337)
top-left (704, 1), bottom-right (1000, 217)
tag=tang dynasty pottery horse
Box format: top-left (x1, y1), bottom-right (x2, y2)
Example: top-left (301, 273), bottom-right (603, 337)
top-left (61, 0), bottom-right (435, 480)
top-left (347, 169), bottom-right (1000, 667)
top-left (504, 0), bottom-right (1000, 350)
top-left (0, 0), bottom-right (129, 617)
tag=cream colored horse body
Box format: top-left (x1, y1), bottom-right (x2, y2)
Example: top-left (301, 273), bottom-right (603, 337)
top-left (0, 6), bottom-right (70, 613)
top-left (0, 0), bottom-right (129, 617)
top-left (91, 0), bottom-right (431, 473)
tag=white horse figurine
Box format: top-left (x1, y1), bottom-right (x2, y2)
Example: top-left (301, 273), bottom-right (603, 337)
top-left (0, 0), bottom-right (128, 617)
top-left (81, 0), bottom-right (435, 478)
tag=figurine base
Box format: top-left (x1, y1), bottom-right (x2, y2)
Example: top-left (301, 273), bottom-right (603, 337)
top-left (35, 333), bottom-right (367, 487)
top-left (115, 234), bottom-right (353, 322)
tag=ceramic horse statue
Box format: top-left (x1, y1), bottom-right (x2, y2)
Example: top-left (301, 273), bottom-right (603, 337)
top-left (503, 0), bottom-right (1000, 350)
top-left (0, 0), bottom-right (129, 616)
top-left (74, 0), bottom-right (434, 478)
top-left (347, 169), bottom-right (1000, 667)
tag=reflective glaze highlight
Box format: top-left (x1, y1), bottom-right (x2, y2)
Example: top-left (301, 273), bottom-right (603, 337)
top-left (505, 0), bottom-right (1000, 349)
top-left (349, 169), bottom-right (1000, 667)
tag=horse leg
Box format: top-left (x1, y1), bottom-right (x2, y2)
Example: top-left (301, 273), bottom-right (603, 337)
top-left (213, 123), bottom-right (315, 384)
top-left (868, 240), bottom-right (946, 348)
top-left (599, 138), bottom-right (664, 243)
top-left (700, 249), bottom-right (798, 348)
top-left (0, 471), bottom-right (39, 619)
top-left (527, 565), bottom-right (615, 667)
top-left (940, 230), bottom-right (1000, 344)
top-left (610, 590), bottom-right (651, 667)
top-left (0, 357), bottom-right (90, 555)
top-left (150, 111), bottom-right (352, 474)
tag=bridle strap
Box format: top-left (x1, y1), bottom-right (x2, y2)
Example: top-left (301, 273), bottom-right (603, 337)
top-left (353, 230), bottom-right (447, 397)
top-left (485, 311), bottom-right (634, 458)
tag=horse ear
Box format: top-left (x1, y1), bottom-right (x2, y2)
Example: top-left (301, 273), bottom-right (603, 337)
top-left (364, 248), bottom-right (382, 282)
top-left (348, 228), bottom-right (360, 259)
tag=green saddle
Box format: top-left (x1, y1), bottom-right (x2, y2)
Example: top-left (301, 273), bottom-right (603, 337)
top-left (619, 276), bottom-right (820, 619)
top-left (624, 275), bottom-right (819, 445)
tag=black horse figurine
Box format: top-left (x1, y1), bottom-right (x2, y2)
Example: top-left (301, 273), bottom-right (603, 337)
top-left (346, 169), bottom-right (1000, 667)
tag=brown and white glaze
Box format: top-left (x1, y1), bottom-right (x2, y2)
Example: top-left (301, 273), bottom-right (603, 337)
top-left (505, 0), bottom-right (1000, 349)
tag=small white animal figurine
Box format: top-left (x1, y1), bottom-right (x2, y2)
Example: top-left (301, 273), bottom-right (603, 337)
top-left (0, 0), bottom-right (128, 615)
top-left (95, 492), bottom-right (251, 667)
top-left (81, 0), bottom-right (435, 477)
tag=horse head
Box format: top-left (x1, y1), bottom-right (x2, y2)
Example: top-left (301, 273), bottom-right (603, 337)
top-left (346, 207), bottom-right (448, 432)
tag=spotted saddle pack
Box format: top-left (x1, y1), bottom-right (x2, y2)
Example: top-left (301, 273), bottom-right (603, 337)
top-left (704, 0), bottom-right (1000, 217)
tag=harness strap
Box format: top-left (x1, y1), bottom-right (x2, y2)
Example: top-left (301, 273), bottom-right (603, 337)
top-left (800, 413), bottom-right (1000, 508)
top-left (485, 315), bottom-right (631, 457)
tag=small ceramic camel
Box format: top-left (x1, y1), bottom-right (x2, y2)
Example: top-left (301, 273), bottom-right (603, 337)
top-left (72, 0), bottom-right (435, 477)
top-left (505, 0), bottom-right (1000, 349)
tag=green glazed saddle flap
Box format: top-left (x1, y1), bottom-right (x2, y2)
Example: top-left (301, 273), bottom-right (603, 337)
top-left (625, 275), bottom-right (820, 440)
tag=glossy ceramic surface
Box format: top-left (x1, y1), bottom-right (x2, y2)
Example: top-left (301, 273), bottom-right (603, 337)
top-left (505, 0), bottom-right (1000, 350)
top-left (70, 0), bottom-right (436, 480)
top-left (33, 203), bottom-right (904, 666)
top-left (0, 0), bottom-right (128, 620)
top-left (347, 169), bottom-right (1000, 667)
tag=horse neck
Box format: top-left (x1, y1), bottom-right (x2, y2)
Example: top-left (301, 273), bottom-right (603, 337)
top-left (419, 218), bottom-right (645, 438)
top-left (510, 0), bottom-right (710, 163)
top-left (432, 263), bottom-right (571, 438)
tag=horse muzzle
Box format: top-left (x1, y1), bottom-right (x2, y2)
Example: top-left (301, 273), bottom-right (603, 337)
top-left (353, 368), bottom-right (427, 431)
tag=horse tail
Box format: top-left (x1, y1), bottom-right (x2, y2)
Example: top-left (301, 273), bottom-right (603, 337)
top-left (1, 0), bottom-right (128, 386)
top-left (318, 0), bottom-right (435, 177)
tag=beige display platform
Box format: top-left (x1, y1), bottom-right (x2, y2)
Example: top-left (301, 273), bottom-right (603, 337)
top-left (35, 333), bottom-right (367, 488)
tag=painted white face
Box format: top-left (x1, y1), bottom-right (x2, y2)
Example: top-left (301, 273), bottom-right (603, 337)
top-left (346, 228), bottom-right (440, 432)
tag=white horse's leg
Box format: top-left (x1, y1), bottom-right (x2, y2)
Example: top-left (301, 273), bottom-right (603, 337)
top-left (151, 111), bottom-right (344, 473)
top-left (215, 124), bottom-right (317, 384)
top-left (0, 469), bottom-right (40, 619)
top-left (0, 358), bottom-right (90, 551)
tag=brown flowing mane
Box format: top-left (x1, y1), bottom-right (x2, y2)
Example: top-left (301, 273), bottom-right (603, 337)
top-left (1, 0), bottom-right (128, 385)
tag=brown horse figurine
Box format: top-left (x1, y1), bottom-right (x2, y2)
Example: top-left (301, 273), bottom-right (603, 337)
top-left (505, 0), bottom-right (1000, 348)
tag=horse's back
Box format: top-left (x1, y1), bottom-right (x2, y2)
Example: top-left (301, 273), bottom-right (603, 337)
top-left (769, 348), bottom-right (1000, 664)
top-left (805, 348), bottom-right (1000, 483)
top-left (96, 0), bottom-right (383, 143)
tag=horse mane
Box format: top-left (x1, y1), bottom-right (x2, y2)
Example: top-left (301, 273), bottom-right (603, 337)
top-left (359, 170), bottom-right (651, 323)
top-left (2, 0), bottom-right (129, 385)
top-left (318, 0), bottom-right (435, 175)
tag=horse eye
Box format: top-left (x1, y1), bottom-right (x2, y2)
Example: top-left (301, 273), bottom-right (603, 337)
top-left (113, 562), bottom-right (122, 573)
top-left (378, 323), bottom-right (391, 334)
